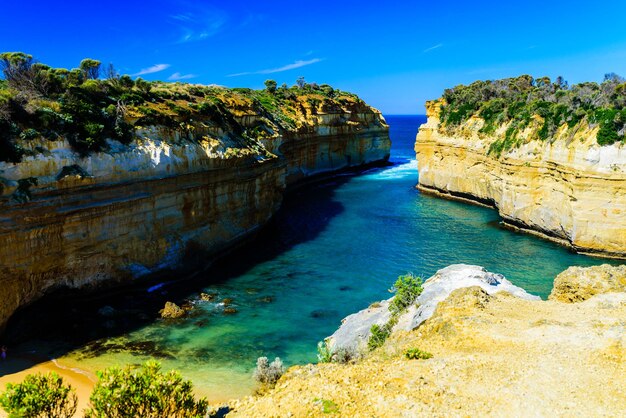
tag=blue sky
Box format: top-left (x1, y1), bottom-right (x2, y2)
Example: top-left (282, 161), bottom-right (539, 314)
top-left (2, 1), bottom-right (626, 114)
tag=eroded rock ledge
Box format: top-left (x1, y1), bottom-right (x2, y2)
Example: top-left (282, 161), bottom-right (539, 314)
top-left (229, 264), bottom-right (626, 417)
top-left (415, 100), bottom-right (626, 259)
top-left (0, 94), bottom-right (390, 332)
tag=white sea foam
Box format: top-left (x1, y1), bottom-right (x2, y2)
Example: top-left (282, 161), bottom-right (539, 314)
top-left (367, 160), bottom-right (417, 180)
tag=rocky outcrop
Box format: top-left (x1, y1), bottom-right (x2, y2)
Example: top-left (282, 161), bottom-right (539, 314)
top-left (549, 264), bottom-right (626, 302)
top-left (230, 264), bottom-right (626, 417)
top-left (415, 100), bottom-right (626, 258)
top-left (159, 302), bottom-right (186, 319)
top-left (0, 95), bottom-right (390, 332)
top-left (328, 264), bottom-right (538, 352)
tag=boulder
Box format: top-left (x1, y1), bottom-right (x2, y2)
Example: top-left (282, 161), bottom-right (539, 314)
top-left (159, 301), bottom-right (185, 319)
top-left (549, 264), bottom-right (626, 303)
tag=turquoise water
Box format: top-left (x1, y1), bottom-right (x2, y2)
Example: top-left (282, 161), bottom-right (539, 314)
top-left (6, 115), bottom-right (618, 400)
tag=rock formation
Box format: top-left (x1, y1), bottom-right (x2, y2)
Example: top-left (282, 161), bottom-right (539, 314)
top-left (328, 264), bottom-right (538, 352)
top-left (549, 263), bottom-right (626, 302)
top-left (229, 264), bottom-right (626, 417)
top-left (159, 302), bottom-right (186, 319)
top-left (415, 100), bottom-right (626, 258)
top-left (0, 86), bottom-right (390, 332)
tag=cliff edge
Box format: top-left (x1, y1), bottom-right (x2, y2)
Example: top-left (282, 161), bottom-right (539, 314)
top-left (415, 76), bottom-right (626, 258)
top-left (229, 264), bottom-right (626, 417)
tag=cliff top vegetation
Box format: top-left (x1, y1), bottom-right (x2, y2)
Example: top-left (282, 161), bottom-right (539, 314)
top-left (436, 74), bottom-right (626, 154)
top-left (0, 52), bottom-right (372, 163)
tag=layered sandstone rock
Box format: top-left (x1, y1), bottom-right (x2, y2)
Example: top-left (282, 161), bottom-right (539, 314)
top-left (230, 265), bottom-right (626, 417)
top-left (550, 264), bottom-right (626, 302)
top-left (0, 98), bottom-right (389, 331)
top-left (415, 100), bottom-right (626, 258)
top-left (235, 99), bottom-right (390, 185)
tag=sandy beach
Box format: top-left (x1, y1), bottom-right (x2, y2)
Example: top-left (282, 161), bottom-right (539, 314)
top-left (0, 357), bottom-right (96, 417)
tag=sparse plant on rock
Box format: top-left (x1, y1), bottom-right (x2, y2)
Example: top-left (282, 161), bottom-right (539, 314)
top-left (253, 356), bottom-right (285, 388)
top-left (404, 348), bottom-right (433, 360)
top-left (0, 372), bottom-right (77, 418)
top-left (389, 273), bottom-right (423, 315)
top-left (368, 323), bottom-right (392, 351)
top-left (318, 340), bottom-right (358, 364)
top-left (366, 274), bottom-right (423, 352)
top-left (317, 340), bottom-right (333, 363)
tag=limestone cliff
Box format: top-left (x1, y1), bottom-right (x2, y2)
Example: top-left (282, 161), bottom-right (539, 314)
top-left (230, 264), bottom-right (626, 417)
top-left (415, 100), bottom-right (626, 258)
top-left (0, 87), bottom-right (390, 332)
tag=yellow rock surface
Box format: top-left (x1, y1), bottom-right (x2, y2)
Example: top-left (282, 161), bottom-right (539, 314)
top-left (550, 263), bottom-right (626, 302)
top-left (230, 275), bottom-right (626, 417)
top-left (415, 100), bottom-right (626, 258)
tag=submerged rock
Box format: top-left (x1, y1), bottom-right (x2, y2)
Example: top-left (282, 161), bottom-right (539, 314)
top-left (549, 264), bottom-right (626, 303)
top-left (328, 264), bottom-right (539, 351)
top-left (200, 292), bottom-right (217, 302)
top-left (159, 301), bottom-right (186, 319)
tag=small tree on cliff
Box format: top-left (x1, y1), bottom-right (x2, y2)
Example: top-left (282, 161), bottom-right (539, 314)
top-left (0, 52), bottom-right (34, 85)
top-left (135, 77), bottom-right (152, 94)
top-left (80, 58), bottom-right (101, 80)
top-left (264, 79), bottom-right (277, 94)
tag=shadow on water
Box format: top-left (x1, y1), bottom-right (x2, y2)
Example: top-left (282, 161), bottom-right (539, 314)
top-left (0, 170), bottom-right (368, 376)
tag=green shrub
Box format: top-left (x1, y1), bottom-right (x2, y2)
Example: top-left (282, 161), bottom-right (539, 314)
top-left (404, 348), bottom-right (433, 360)
top-left (314, 398), bottom-right (339, 414)
top-left (19, 128), bottom-right (40, 140)
top-left (439, 74), bottom-right (626, 149)
top-left (367, 323), bottom-right (391, 351)
top-left (317, 341), bottom-right (356, 364)
top-left (389, 273), bottom-right (423, 316)
top-left (317, 340), bottom-right (333, 363)
top-left (0, 372), bottom-right (77, 418)
top-left (84, 360), bottom-right (208, 418)
top-left (264, 79), bottom-right (277, 94)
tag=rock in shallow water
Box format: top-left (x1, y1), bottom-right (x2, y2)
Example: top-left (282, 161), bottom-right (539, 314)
top-left (328, 264), bottom-right (539, 351)
top-left (159, 301), bottom-right (186, 319)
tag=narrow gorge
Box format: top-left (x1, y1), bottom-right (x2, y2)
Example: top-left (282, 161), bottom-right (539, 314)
top-left (0, 83), bottom-right (390, 332)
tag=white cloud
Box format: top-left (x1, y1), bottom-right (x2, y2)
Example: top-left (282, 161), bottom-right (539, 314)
top-left (132, 64), bottom-right (170, 76)
top-left (423, 43), bottom-right (443, 53)
top-left (228, 58), bottom-right (323, 77)
top-left (168, 72), bottom-right (197, 81)
top-left (170, 6), bottom-right (226, 43)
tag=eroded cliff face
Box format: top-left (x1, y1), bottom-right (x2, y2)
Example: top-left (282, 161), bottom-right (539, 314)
top-left (415, 100), bottom-right (626, 258)
top-left (231, 97), bottom-right (390, 184)
top-left (0, 97), bottom-right (390, 331)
